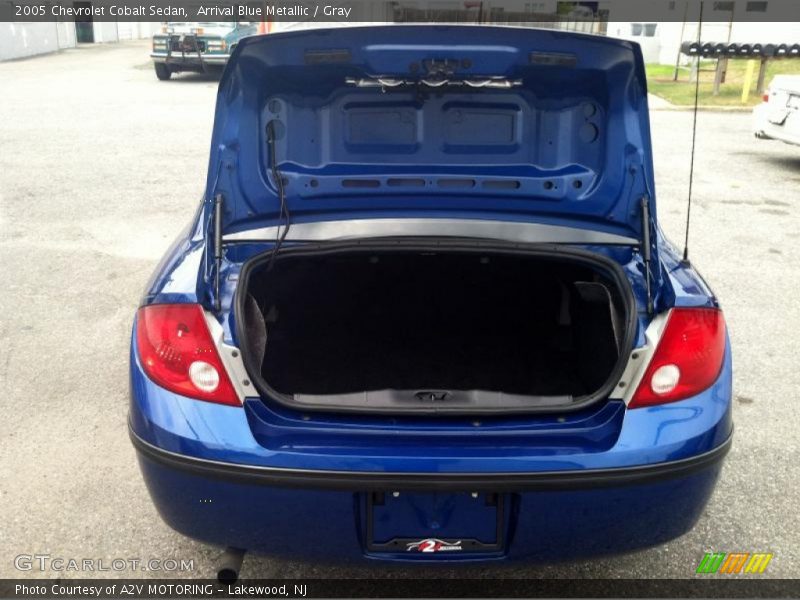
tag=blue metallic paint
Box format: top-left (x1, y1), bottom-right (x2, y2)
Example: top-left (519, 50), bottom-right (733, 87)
top-left (130, 26), bottom-right (732, 563)
top-left (129, 296), bottom-right (731, 562)
top-left (206, 27), bottom-right (657, 244)
top-left (136, 453), bottom-right (722, 563)
top-left (130, 333), bottom-right (731, 474)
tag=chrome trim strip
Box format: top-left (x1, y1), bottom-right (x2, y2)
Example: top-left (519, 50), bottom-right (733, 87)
top-left (222, 218), bottom-right (638, 246)
top-left (609, 311), bottom-right (670, 404)
top-left (203, 312), bottom-right (249, 404)
top-left (150, 53), bottom-right (230, 62)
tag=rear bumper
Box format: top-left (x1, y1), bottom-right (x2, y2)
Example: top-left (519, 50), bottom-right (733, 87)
top-left (132, 428), bottom-right (728, 563)
top-left (753, 102), bottom-right (800, 146)
top-left (131, 425), bottom-right (731, 493)
top-left (129, 327), bottom-right (733, 562)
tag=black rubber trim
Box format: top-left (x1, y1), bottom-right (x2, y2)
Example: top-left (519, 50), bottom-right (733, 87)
top-left (130, 425), bottom-right (732, 492)
top-left (234, 237), bottom-right (638, 416)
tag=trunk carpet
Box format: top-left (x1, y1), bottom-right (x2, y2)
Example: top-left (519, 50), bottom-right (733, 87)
top-left (252, 252), bottom-right (618, 397)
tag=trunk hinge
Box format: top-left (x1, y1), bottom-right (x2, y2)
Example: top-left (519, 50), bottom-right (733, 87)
top-left (640, 195), bottom-right (654, 316)
top-left (212, 193), bottom-right (224, 312)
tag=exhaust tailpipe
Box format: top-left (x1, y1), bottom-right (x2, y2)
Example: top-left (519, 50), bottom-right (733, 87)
top-left (217, 547), bottom-right (246, 584)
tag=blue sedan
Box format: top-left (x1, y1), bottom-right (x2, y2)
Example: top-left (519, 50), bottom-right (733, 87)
top-left (129, 26), bottom-right (731, 576)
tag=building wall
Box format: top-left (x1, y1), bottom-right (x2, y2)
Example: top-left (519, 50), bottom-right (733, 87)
top-left (116, 22), bottom-right (162, 40)
top-left (1, 21), bottom-right (160, 61)
top-left (607, 22), bottom-right (663, 62)
top-left (91, 21), bottom-right (120, 43)
top-left (0, 22), bottom-right (77, 61)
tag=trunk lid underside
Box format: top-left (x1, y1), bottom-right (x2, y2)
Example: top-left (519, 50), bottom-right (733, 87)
top-left (207, 25), bottom-right (657, 244)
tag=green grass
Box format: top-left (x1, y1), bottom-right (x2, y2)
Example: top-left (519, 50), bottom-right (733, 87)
top-left (646, 59), bottom-right (800, 107)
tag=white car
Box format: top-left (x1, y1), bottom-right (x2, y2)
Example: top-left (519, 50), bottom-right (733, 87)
top-left (754, 75), bottom-right (800, 146)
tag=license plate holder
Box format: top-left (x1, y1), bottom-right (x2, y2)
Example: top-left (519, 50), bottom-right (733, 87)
top-left (366, 491), bottom-right (504, 554)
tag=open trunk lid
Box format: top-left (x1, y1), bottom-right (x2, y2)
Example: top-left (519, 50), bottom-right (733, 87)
top-left (204, 25), bottom-right (657, 248)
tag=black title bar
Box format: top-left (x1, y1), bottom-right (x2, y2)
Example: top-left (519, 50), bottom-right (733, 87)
top-left (2, 578), bottom-right (800, 599)
top-left (2, 0), bottom-right (800, 23)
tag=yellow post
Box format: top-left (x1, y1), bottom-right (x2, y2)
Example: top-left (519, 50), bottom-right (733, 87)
top-left (742, 59), bottom-right (756, 103)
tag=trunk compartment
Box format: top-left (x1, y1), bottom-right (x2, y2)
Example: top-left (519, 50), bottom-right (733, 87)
top-left (237, 241), bottom-right (635, 415)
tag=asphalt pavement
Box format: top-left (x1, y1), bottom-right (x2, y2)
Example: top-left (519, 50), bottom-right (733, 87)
top-left (1, 40), bottom-right (798, 580)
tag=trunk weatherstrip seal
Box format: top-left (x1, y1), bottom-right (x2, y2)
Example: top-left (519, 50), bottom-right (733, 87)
top-left (223, 219), bottom-right (639, 246)
top-left (129, 424), bottom-right (732, 492)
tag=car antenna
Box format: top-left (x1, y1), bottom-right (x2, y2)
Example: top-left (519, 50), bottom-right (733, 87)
top-left (266, 120), bottom-right (291, 271)
top-left (682, 0), bottom-right (704, 266)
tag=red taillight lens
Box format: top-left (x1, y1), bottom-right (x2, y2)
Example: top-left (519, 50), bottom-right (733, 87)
top-left (135, 304), bottom-right (239, 406)
top-left (629, 308), bottom-right (726, 409)
top-left (762, 92), bottom-right (770, 103)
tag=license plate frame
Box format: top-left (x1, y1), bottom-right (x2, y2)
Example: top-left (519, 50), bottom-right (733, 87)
top-left (365, 491), bottom-right (505, 554)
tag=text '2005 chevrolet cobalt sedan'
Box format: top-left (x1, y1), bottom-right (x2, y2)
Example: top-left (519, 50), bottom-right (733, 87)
top-left (129, 26), bottom-right (732, 568)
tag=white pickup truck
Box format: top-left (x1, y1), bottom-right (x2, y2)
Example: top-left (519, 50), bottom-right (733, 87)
top-left (754, 75), bottom-right (800, 147)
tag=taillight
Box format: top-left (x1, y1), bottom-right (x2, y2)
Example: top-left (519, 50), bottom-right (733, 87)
top-left (762, 91), bottom-right (770, 103)
top-left (629, 308), bottom-right (726, 409)
top-left (135, 304), bottom-right (239, 406)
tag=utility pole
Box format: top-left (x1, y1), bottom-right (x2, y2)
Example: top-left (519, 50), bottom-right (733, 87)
top-left (712, 7), bottom-right (735, 96)
top-left (673, 1), bottom-right (689, 81)
top-left (756, 56), bottom-right (769, 93)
